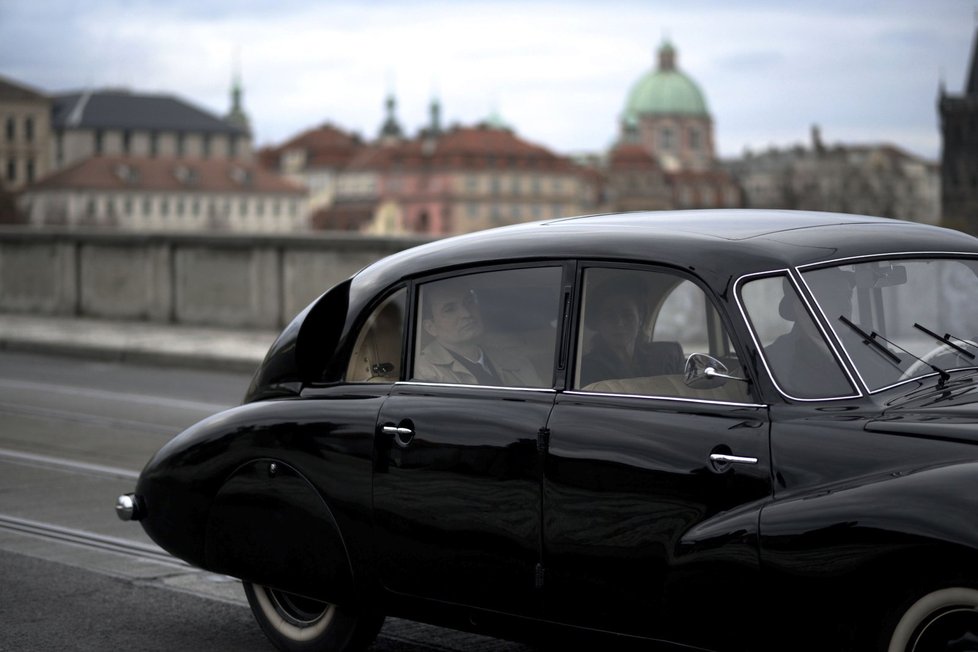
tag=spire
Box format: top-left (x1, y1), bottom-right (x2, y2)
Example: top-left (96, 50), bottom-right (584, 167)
top-left (225, 52), bottom-right (250, 132)
top-left (428, 96), bottom-right (442, 136)
top-left (967, 25), bottom-right (978, 95)
top-left (378, 92), bottom-right (403, 142)
top-left (658, 39), bottom-right (676, 72)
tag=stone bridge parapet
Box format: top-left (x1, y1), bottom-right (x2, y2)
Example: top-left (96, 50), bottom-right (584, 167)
top-left (0, 228), bottom-right (430, 329)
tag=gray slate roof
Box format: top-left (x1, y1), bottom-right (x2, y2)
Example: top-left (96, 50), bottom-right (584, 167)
top-left (51, 90), bottom-right (248, 135)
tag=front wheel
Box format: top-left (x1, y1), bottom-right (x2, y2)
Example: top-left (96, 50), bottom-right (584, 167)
top-left (243, 582), bottom-right (383, 652)
top-left (885, 586), bottom-right (978, 652)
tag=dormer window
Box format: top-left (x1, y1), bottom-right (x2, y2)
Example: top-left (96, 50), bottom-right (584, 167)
top-left (115, 163), bottom-right (140, 184)
top-left (174, 165), bottom-right (199, 186)
top-left (230, 166), bottom-right (252, 186)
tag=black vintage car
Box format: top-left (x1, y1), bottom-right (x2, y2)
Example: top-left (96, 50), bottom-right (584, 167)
top-left (118, 210), bottom-right (978, 651)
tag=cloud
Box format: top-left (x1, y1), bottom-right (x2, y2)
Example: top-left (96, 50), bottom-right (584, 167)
top-left (0, 0), bottom-right (971, 159)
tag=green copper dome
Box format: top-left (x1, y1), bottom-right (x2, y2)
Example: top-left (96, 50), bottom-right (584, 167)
top-left (623, 40), bottom-right (709, 120)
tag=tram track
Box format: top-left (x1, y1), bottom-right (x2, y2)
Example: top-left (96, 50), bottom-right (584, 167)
top-left (0, 446), bottom-right (139, 480)
top-left (0, 513), bottom-right (187, 568)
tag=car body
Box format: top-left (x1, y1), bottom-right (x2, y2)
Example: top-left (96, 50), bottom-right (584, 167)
top-left (119, 210), bottom-right (978, 651)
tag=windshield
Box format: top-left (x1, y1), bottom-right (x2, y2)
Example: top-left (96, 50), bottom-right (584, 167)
top-left (803, 258), bottom-right (978, 391)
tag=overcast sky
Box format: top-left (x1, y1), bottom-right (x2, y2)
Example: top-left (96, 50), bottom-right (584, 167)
top-left (0, 1), bottom-right (974, 160)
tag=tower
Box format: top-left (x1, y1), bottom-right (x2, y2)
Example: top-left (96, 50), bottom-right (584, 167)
top-left (939, 27), bottom-right (978, 234)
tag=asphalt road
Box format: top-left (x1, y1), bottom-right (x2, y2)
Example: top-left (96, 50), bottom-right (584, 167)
top-left (0, 350), bottom-right (533, 652)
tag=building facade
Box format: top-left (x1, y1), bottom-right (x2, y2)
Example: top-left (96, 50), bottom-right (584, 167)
top-left (939, 27), bottom-right (978, 234)
top-left (601, 40), bottom-right (742, 212)
top-left (314, 98), bottom-right (597, 235)
top-left (725, 126), bottom-right (940, 224)
top-left (1, 75), bottom-right (52, 192)
top-left (259, 123), bottom-right (364, 215)
top-left (21, 155), bottom-right (306, 233)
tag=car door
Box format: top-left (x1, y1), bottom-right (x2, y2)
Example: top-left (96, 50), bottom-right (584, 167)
top-left (542, 265), bottom-right (772, 651)
top-left (372, 264), bottom-right (569, 616)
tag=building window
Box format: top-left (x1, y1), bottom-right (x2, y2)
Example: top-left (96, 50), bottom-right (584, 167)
top-left (230, 135), bottom-right (239, 157)
top-left (161, 198), bottom-right (169, 216)
top-left (122, 130), bottom-right (131, 154)
top-left (660, 126), bottom-right (675, 152)
top-left (56, 131), bottom-right (64, 166)
top-left (6, 158), bottom-right (15, 182)
top-left (176, 133), bottom-right (185, 157)
top-left (150, 132), bottom-right (159, 157)
top-left (5, 117), bottom-right (14, 141)
top-left (26, 159), bottom-right (34, 183)
top-left (95, 130), bottom-right (104, 155)
top-left (24, 117), bottom-right (34, 142)
top-left (142, 196), bottom-right (152, 214)
top-left (202, 134), bottom-right (211, 159)
top-left (688, 126), bottom-right (701, 151)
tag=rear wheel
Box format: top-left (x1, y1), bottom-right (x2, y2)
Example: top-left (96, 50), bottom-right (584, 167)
top-left (885, 586), bottom-right (978, 652)
top-left (243, 582), bottom-right (383, 651)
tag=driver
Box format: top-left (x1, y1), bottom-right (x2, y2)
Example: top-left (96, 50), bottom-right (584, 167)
top-left (763, 271), bottom-right (854, 397)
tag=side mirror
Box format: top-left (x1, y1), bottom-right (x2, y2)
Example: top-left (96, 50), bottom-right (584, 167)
top-left (684, 353), bottom-right (748, 389)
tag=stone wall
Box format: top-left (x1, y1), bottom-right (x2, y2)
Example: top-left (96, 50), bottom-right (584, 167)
top-left (0, 228), bottom-right (429, 329)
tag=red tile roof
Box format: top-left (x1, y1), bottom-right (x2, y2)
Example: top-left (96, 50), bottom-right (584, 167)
top-left (608, 143), bottom-right (661, 170)
top-left (30, 155), bottom-right (304, 194)
top-left (259, 123), bottom-right (363, 169)
top-left (342, 125), bottom-right (586, 175)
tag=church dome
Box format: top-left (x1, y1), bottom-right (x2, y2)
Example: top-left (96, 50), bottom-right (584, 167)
top-left (623, 40), bottom-right (709, 120)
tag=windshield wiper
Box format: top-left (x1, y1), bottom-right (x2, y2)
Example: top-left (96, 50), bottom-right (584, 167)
top-left (914, 323), bottom-right (977, 360)
top-left (838, 315), bottom-right (902, 365)
top-left (839, 316), bottom-right (951, 387)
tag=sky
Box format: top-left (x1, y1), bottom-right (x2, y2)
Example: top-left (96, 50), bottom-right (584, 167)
top-left (0, 0), bottom-right (974, 160)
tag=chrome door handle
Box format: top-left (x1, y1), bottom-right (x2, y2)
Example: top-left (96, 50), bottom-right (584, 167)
top-left (710, 453), bottom-right (758, 465)
top-left (709, 453), bottom-right (758, 473)
top-left (381, 425), bottom-right (415, 447)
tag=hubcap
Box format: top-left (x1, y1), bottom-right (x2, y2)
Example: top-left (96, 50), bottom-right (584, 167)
top-left (266, 588), bottom-right (331, 627)
top-left (910, 607), bottom-right (978, 651)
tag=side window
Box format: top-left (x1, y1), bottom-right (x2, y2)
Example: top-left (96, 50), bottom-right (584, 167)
top-left (345, 289), bottom-right (406, 383)
top-left (411, 267), bottom-right (563, 388)
top-left (740, 275), bottom-right (855, 399)
top-left (575, 267), bottom-right (749, 402)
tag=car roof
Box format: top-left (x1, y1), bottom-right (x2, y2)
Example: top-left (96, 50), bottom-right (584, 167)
top-left (351, 210), bottom-right (978, 297)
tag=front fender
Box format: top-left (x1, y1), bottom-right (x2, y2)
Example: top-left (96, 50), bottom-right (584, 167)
top-left (759, 461), bottom-right (978, 646)
top-left (761, 461), bottom-right (978, 569)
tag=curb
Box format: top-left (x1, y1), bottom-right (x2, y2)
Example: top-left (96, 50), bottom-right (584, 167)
top-left (0, 338), bottom-right (264, 374)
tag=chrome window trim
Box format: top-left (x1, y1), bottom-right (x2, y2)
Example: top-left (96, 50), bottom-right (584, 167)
top-left (396, 381), bottom-right (558, 394)
top-left (563, 390), bottom-right (765, 409)
top-left (797, 252), bottom-right (978, 395)
top-left (734, 268), bottom-right (863, 402)
top-left (795, 251), bottom-right (978, 272)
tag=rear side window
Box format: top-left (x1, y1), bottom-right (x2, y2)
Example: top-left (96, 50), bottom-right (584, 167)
top-left (412, 267), bottom-right (563, 388)
top-left (345, 289), bottom-right (406, 383)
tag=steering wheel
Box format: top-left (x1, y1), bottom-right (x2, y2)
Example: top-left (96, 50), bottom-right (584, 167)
top-left (899, 339), bottom-right (978, 381)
